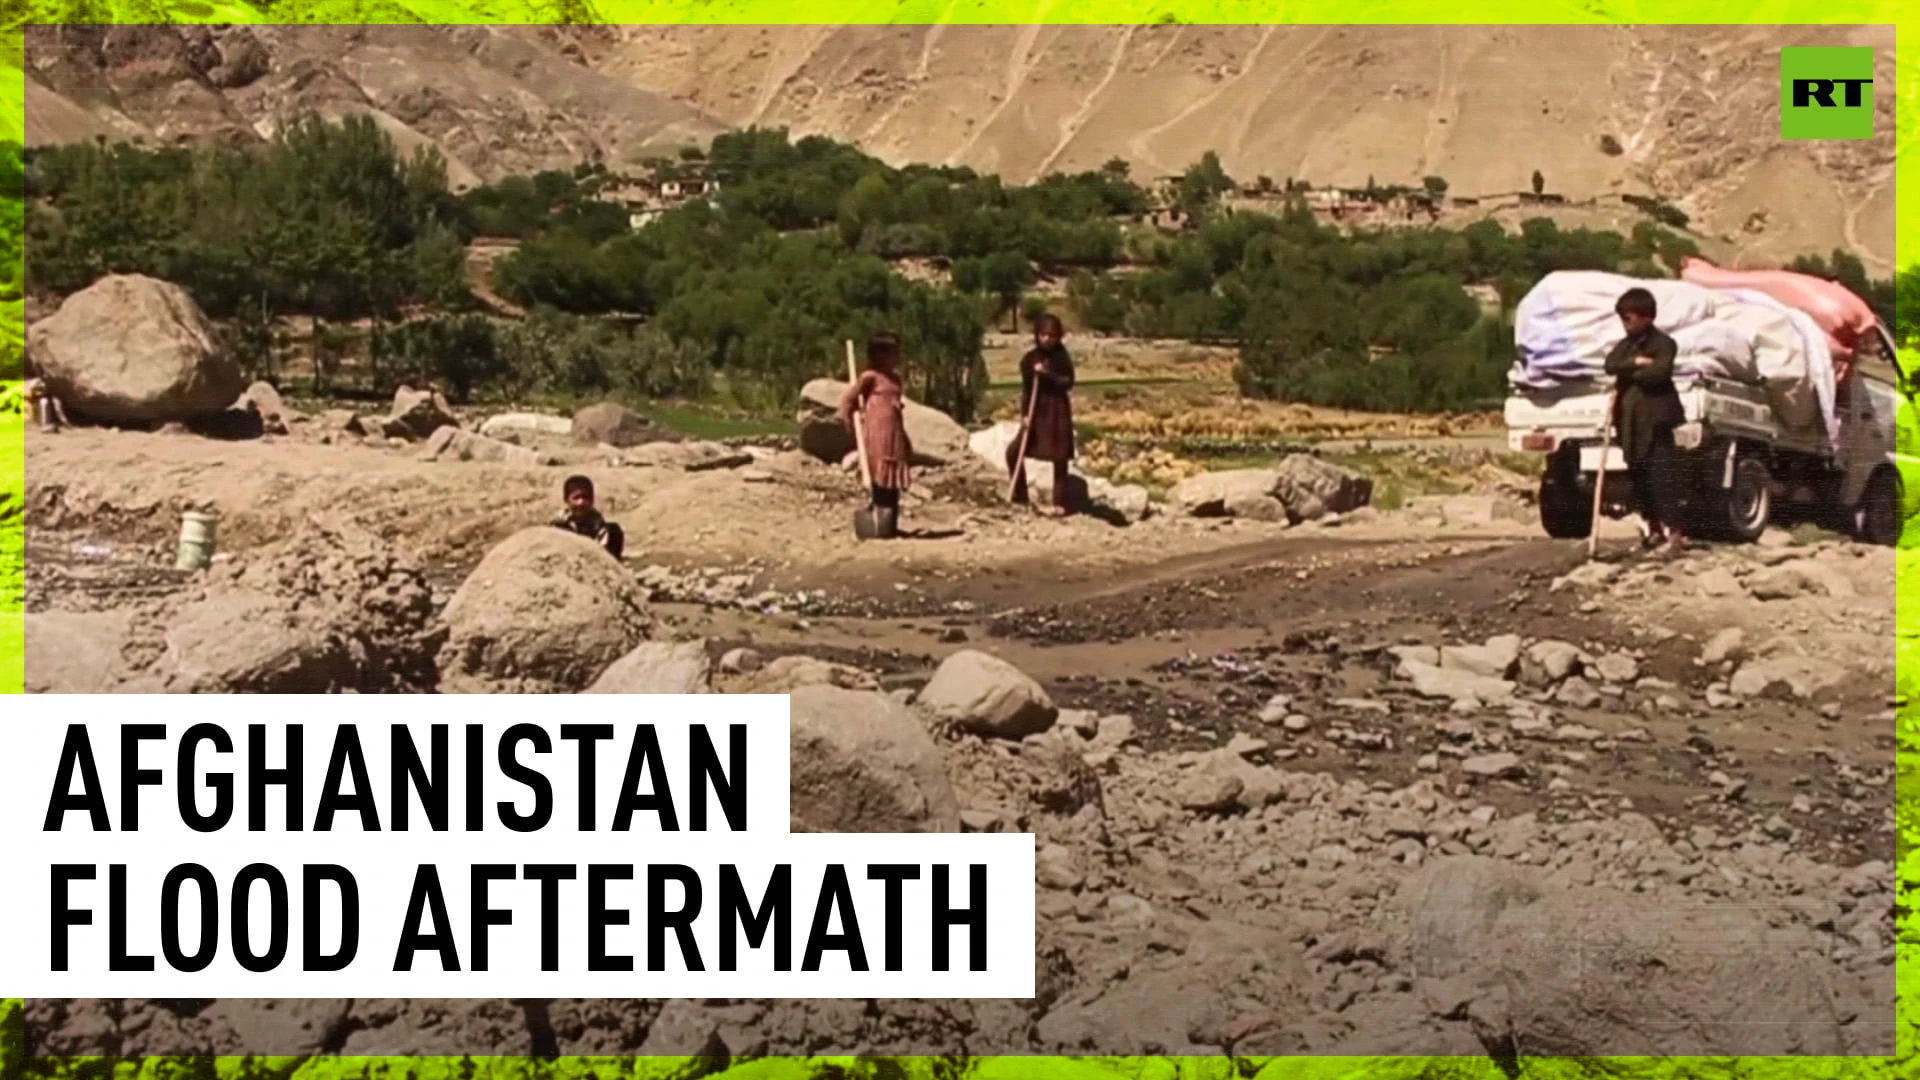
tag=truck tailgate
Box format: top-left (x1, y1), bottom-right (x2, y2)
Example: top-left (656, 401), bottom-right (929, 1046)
top-left (1504, 387), bottom-right (1612, 436)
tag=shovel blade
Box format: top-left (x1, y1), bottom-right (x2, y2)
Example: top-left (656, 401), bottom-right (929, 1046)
top-left (852, 506), bottom-right (898, 540)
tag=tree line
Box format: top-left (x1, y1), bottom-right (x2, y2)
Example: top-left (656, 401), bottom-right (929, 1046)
top-left (17, 117), bottom-right (1910, 419)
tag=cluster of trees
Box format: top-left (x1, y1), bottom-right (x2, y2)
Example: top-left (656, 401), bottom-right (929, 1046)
top-left (26, 117), bottom-right (472, 327)
top-left (18, 116), bottom-right (1909, 420)
top-left (1064, 211), bottom-right (1710, 411)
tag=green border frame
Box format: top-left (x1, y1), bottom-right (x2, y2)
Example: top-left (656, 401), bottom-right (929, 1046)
top-left (0, 7), bottom-right (1914, 1080)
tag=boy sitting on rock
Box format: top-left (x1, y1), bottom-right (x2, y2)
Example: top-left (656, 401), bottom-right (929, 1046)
top-left (552, 474), bottom-right (625, 560)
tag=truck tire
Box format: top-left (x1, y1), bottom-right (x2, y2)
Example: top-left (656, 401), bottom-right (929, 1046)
top-left (1697, 451), bottom-right (1771, 544)
top-left (1538, 450), bottom-right (1591, 539)
top-left (1850, 466), bottom-right (1902, 547)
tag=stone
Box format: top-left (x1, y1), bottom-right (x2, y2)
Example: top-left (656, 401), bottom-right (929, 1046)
top-left (478, 411), bottom-right (573, 441)
top-left (1554, 677), bottom-right (1603, 709)
top-left (787, 685), bottom-right (959, 833)
top-left (572, 401), bottom-right (669, 448)
top-left (421, 425), bottom-right (549, 465)
top-left (621, 440), bottom-right (755, 472)
top-left (584, 640), bottom-right (713, 694)
top-left (1272, 453), bottom-right (1373, 520)
top-left (1398, 658), bottom-right (1516, 705)
top-left (26, 273), bottom-right (246, 423)
top-left (1461, 753), bottom-right (1524, 779)
top-left (1522, 640), bottom-right (1585, 685)
top-left (381, 386), bottom-right (458, 441)
top-left (1167, 468), bottom-right (1283, 517)
top-left (1036, 844), bottom-right (1086, 891)
top-left (717, 647), bottom-right (763, 674)
top-left (1441, 634), bottom-right (1522, 679)
top-left (915, 649), bottom-right (1058, 738)
top-left (799, 378), bottom-right (968, 466)
top-left (1700, 628), bottom-right (1746, 666)
top-left (1176, 759), bottom-right (1245, 812)
top-left (1594, 653), bottom-right (1640, 684)
top-left (437, 527), bottom-right (653, 692)
top-left (1728, 655), bottom-right (1841, 701)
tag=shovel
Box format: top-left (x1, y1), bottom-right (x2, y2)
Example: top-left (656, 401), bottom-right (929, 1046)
top-left (846, 341), bottom-right (898, 540)
top-left (1588, 388), bottom-right (1618, 560)
top-left (1006, 367), bottom-right (1043, 505)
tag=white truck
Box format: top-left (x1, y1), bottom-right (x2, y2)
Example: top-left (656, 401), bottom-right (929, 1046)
top-left (1505, 321), bottom-right (1912, 546)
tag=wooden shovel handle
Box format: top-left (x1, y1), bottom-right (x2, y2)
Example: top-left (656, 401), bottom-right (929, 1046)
top-left (1006, 374), bottom-right (1042, 503)
top-left (846, 340), bottom-right (874, 492)
top-left (1588, 389), bottom-right (1617, 559)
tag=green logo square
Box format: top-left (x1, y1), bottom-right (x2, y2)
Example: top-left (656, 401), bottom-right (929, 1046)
top-left (1780, 46), bottom-right (1875, 140)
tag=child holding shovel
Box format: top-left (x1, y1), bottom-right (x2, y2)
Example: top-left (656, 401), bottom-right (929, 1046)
top-left (1007, 313), bottom-right (1077, 515)
top-left (838, 331), bottom-right (914, 534)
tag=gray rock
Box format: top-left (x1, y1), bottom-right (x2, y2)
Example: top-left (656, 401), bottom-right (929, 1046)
top-left (915, 649), bottom-right (1058, 738)
top-left (788, 684), bottom-right (959, 833)
top-left (584, 640), bottom-right (713, 694)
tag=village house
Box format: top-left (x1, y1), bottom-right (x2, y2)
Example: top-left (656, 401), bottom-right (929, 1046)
top-left (599, 172), bottom-right (723, 230)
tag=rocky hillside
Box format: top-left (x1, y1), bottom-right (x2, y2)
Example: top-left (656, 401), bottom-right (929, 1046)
top-left (22, 24), bottom-right (725, 191)
top-left (21, 21), bottom-right (1897, 270)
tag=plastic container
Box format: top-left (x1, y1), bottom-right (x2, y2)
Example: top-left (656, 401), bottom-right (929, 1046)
top-left (176, 511), bottom-right (218, 572)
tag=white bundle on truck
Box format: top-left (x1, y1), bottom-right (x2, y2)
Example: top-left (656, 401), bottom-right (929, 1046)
top-left (1508, 270), bottom-right (1839, 452)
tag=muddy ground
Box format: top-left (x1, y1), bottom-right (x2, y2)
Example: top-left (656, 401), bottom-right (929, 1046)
top-left (17, 422), bottom-right (1907, 1065)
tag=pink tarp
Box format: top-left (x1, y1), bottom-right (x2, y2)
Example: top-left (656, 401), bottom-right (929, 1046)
top-left (1678, 257), bottom-right (1877, 378)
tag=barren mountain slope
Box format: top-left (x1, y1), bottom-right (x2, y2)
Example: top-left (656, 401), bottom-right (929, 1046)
top-left (583, 23), bottom-right (1896, 269)
top-left (23, 24), bottom-right (726, 189)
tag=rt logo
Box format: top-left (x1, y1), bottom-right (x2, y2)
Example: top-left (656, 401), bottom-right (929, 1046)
top-left (1780, 47), bottom-right (1876, 140)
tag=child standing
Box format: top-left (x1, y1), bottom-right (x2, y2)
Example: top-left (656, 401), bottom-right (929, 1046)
top-left (552, 474), bottom-right (626, 559)
top-left (838, 331), bottom-right (915, 530)
top-left (1007, 313), bottom-right (1077, 515)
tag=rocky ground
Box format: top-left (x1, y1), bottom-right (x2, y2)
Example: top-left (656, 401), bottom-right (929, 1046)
top-left (15, 273), bottom-right (1910, 1070)
top-left (19, 400), bottom-right (1907, 1067)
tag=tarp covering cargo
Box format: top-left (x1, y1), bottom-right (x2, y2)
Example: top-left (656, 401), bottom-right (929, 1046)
top-left (1509, 270), bottom-right (1838, 452)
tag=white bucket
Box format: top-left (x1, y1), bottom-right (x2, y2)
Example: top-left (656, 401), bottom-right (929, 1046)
top-left (176, 511), bottom-right (218, 572)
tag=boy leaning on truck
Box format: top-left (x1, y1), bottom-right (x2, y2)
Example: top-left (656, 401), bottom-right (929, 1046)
top-left (1604, 288), bottom-right (1688, 556)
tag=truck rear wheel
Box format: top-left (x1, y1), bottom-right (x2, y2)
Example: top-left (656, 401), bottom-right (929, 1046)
top-left (1538, 449), bottom-right (1591, 539)
top-left (1696, 451), bottom-right (1771, 544)
top-left (1850, 467), bottom-right (1902, 547)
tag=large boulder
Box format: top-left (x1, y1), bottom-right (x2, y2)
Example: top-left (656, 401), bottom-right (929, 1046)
top-left (584, 640), bottom-right (714, 694)
top-left (421, 426), bottom-right (552, 466)
top-left (1384, 855), bottom-right (1887, 1056)
top-left (915, 649), bottom-right (1058, 739)
top-left (796, 378), bottom-right (969, 466)
top-left (1272, 453), bottom-right (1372, 521)
top-left (788, 684), bottom-right (960, 833)
top-left (478, 411), bottom-right (573, 442)
top-left (25, 274), bottom-right (246, 424)
top-left (1167, 468), bottom-right (1282, 518)
top-left (572, 401), bottom-right (670, 447)
top-left (437, 526), bottom-right (654, 692)
top-left (379, 386), bottom-right (458, 440)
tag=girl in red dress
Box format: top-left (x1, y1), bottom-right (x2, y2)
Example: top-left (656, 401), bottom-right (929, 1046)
top-left (838, 331), bottom-right (914, 529)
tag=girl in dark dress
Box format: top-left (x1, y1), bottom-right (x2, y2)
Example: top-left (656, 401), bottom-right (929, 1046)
top-left (1007, 314), bottom-right (1077, 515)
